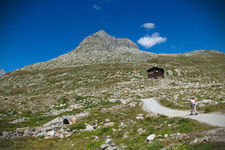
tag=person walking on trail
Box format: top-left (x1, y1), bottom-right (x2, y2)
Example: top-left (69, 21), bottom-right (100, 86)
top-left (190, 97), bottom-right (198, 115)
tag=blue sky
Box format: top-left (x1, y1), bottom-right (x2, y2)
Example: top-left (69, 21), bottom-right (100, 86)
top-left (1, 0), bottom-right (225, 72)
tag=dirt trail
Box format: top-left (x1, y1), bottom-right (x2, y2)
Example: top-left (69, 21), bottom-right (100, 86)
top-left (142, 98), bottom-right (225, 127)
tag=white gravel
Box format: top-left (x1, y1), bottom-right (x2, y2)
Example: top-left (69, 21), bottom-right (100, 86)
top-left (142, 98), bottom-right (225, 127)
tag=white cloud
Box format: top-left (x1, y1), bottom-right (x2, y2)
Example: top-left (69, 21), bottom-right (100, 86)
top-left (93, 4), bottom-right (101, 10)
top-left (137, 32), bottom-right (167, 48)
top-left (142, 23), bottom-right (155, 30)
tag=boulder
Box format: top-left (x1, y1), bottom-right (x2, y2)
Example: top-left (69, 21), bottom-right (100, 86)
top-left (128, 102), bottom-right (137, 108)
top-left (100, 143), bottom-right (111, 150)
top-left (190, 137), bottom-right (208, 145)
top-left (105, 136), bottom-right (112, 144)
top-left (16, 127), bottom-right (29, 134)
top-left (146, 134), bottom-right (156, 142)
top-left (104, 122), bottom-right (115, 128)
top-left (137, 128), bottom-right (146, 135)
top-left (136, 114), bottom-right (144, 120)
top-left (105, 119), bottom-right (110, 122)
top-left (45, 130), bottom-right (56, 137)
top-left (23, 128), bottom-right (34, 136)
top-left (123, 132), bottom-right (129, 139)
top-left (85, 124), bottom-right (94, 131)
top-left (179, 133), bottom-right (190, 141)
top-left (166, 70), bottom-right (173, 76)
top-left (174, 69), bottom-right (182, 76)
top-left (109, 99), bottom-right (120, 103)
top-left (1, 131), bottom-right (10, 138)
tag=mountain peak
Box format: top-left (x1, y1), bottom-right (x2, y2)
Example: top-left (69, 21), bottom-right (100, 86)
top-left (74, 30), bottom-right (140, 53)
top-left (94, 30), bottom-right (108, 36)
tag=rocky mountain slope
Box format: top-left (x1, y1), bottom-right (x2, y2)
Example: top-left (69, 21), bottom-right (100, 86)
top-left (21, 30), bottom-right (153, 70)
top-left (0, 30), bottom-right (225, 149)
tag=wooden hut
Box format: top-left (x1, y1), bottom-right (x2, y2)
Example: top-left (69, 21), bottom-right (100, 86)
top-left (147, 67), bottom-right (164, 79)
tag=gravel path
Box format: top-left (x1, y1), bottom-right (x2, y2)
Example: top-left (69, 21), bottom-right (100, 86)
top-left (142, 98), bottom-right (225, 127)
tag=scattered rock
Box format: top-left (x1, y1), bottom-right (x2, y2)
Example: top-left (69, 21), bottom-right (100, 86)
top-left (190, 137), bottom-right (208, 145)
top-left (136, 114), bottom-right (144, 120)
top-left (105, 119), bottom-right (110, 122)
top-left (45, 130), bottom-right (56, 137)
top-left (174, 69), bottom-right (182, 76)
top-left (85, 124), bottom-right (94, 131)
top-left (146, 134), bottom-right (156, 142)
top-left (166, 70), bottom-right (173, 76)
top-left (137, 128), bottom-right (146, 135)
top-left (23, 128), bottom-right (34, 137)
top-left (119, 122), bottom-right (126, 128)
top-left (179, 133), bottom-right (190, 141)
top-left (1, 131), bottom-right (10, 138)
top-left (3, 111), bottom-right (90, 139)
top-left (123, 132), bottom-right (129, 139)
top-left (105, 136), bottom-right (112, 144)
top-left (128, 102), bottom-right (137, 108)
top-left (16, 127), bottom-right (29, 134)
top-left (109, 99), bottom-right (120, 103)
top-left (104, 122), bottom-right (115, 128)
top-left (100, 143), bottom-right (111, 150)
top-left (100, 136), bottom-right (121, 150)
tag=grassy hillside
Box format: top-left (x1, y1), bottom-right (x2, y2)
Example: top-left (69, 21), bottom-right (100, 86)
top-left (0, 51), bottom-right (224, 149)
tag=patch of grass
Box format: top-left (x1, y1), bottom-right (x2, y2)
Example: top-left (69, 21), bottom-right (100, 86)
top-left (59, 109), bottom-right (82, 116)
top-left (0, 109), bottom-right (8, 114)
top-left (204, 106), bottom-right (213, 113)
top-left (160, 98), bottom-right (180, 109)
top-left (204, 103), bottom-right (225, 113)
top-left (86, 141), bottom-right (103, 149)
top-left (185, 142), bottom-right (225, 150)
top-left (140, 139), bottom-right (164, 150)
top-left (58, 97), bottom-right (69, 105)
top-left (73, 95), bottom-right (86, 102)
top-left (69, 122), bottom-right (86, 130)
top-left (0, 111), bottom-right (56, 134)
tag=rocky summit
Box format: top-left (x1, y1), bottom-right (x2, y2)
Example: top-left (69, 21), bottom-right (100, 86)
top-left (75, 30), bottom-right (139, 53)
top-left (0, 30), bottom-right (225, 149)
top-left (22, 30), bottom-right (152, 70)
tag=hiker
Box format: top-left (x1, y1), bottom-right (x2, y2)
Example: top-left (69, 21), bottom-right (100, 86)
top-left (190, 97), bottom-right (198, 115)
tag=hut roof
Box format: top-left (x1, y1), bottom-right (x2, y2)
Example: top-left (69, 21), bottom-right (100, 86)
top-left (146, 67), bottom-right (164, 73)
